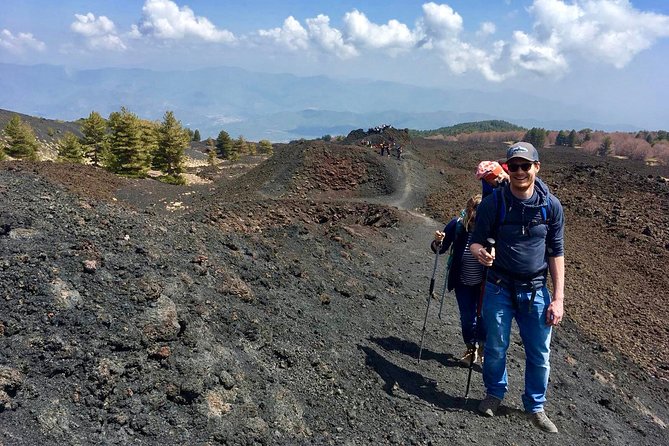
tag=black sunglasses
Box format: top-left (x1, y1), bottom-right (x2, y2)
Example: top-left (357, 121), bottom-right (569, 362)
top-left (507, 162), bottom-right (535, 172)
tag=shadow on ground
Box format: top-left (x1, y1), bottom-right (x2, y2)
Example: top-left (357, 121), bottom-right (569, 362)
top-left (369, 335), bottom-right (481, 372)
top-left (358, 343), bottom-right (480, 414)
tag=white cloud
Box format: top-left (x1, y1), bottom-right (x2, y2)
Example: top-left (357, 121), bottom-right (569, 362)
top-left (138, 0), bottom-right (235, 43)
top-left (66, 0), bottom-right (663, 82)
top-left (343, 9), bottom-right (416, 51)
top-left (306, 15), bottom-right (357, 58)
top-left (420, 2), bottom-right (463, 39)
top-left (523, 0), bottom-right (669, 69)
top-left (429, 37), bottom-right (509, 82)
top-left (0, 29), bottom-right (46, 53)
top-left (127, 24), bottom-right (143, 39)
top-left (477, 22), bottom-right (497, 37)
top-left (90, 34), bottom-right (127, 52)
top-left (257, 15), bottom-right (357, 58)
top-left (414, 3), bottom-right (508, 81)
top-left (71, 13), bottom-right (116, 37)
top-left (511, 30), bottom-right (568, 75)
top-left (257, 16), bottom-right (309, 51)
top-left (71, 13), bottom-right (126, 51)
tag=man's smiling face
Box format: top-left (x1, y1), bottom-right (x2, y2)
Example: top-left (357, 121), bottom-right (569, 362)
top-left (507, 158), bottom-right (540, 193)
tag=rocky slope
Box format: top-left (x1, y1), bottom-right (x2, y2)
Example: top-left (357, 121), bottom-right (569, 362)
top-left (0, 134), bottom-right (668, 446)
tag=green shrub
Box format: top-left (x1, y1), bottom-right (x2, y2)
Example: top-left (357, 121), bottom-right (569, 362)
top-left (158, 174), bottom-right (187, 185)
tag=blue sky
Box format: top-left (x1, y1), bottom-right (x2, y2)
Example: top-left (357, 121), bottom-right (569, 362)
top-left (1, 0), bottom-right (669, 128)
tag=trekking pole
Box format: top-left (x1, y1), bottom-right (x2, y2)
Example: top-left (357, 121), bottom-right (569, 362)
top-left (464, 237), bottom-right (495, 401)
top-left (418, 240), bottom-right (442, 364)
top-left (437, 260), bottom-right (448, 320)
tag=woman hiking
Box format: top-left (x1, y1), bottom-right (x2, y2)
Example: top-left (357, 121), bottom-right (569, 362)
top-left (431, 194), bottom-right (486, 364)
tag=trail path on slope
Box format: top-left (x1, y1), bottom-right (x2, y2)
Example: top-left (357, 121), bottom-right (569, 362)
top-left (363, 149), bottom-right (437, 225)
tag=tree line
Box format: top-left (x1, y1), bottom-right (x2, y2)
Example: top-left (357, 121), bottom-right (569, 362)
top-left (405, 121), bottom-right (668, 165)
top-left (410, 120), bottom-right (524, 138)
top-left (1, 108), bottom-right (274, 184)
top-left (521, 127), bottom-right (669, 163)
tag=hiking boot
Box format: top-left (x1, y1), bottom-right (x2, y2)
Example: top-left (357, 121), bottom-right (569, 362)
top-left (478, 395), bottom-right (501, 417)
top-left (459, 344), bottom-right (478, 365)
top-left (529, 411), bottom-right (558, 433)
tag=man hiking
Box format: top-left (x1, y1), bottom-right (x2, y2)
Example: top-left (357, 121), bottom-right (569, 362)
top-left (470, 141), bottom-right (565, 433)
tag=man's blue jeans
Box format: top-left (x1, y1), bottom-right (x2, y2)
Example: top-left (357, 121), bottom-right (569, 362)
top-left (481, 281), bottom-right (553, 413)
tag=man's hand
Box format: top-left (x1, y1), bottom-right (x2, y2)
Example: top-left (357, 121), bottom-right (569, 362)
top-left (471, 242), bottom-right (495, 267)
top-left (546, 298), bottom-right (564, 326)
top-left (547, 256), bottom-right (565, 327)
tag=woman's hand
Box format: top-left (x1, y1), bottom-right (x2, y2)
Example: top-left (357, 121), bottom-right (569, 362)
top-left (434, 230), bottom-right (445, 243)
top-left (496, 171), bottom-right (510, 184)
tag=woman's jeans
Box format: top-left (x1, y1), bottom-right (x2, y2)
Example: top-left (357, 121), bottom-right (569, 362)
top-left (454, 283), bottom-right (486, 345)
top-left (481, 281), bottom-right (553, 413)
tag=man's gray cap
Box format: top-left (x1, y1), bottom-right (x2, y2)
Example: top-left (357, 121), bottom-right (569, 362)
top-left (506, 142), bottom-right (539, 162)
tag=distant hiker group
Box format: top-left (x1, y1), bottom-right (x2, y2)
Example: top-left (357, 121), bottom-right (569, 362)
top-left (425, 141), bottom-right (565, 433)
top-left (365, 139), bottom-right (403, 160)
top-left (358, 125), bottom-right (405, 160)
top-left (369, 124), bottom-right (392, 134)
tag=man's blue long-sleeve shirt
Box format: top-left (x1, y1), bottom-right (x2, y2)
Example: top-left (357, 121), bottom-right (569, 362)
top-left (470, 178), bottom-right (564, 280)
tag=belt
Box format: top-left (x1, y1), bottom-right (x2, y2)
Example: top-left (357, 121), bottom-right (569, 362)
top-left (486, 272), bottom-right (544, 312)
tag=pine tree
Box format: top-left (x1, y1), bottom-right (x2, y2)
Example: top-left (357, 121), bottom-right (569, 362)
top-left (258, 139), bottom-right (273, 155)
top-left (233, 135), bottom-right (247, 160)
top-left (555, 130), bottom-right (567, 146)
top-left (3, 115), bottom-right (39, 160)
top-left (107, 107), bottom-right (150, 177)
top-left (57, 132), bottom-right (84, 163)
top-left (567, 130), bottom-right (577, 147)
top-left (4, 115), bottom-right (22, 141)
top-left (645, 133), bottom-right (653, 144)
top-left (139, 119), bottom-right (159, 168)
top-left (580, 128), bottom-right (592, 142)
top-left (216, 130), bottom-right (233, 158)
top-left (193, 129), bottom-right (201, 142)
top-left (207, 138), bottom-right (216, 165)
top-left (80, 111), bottom-right (108, 167)
top-left (246, 138), bottom-right (257, 155)
top-left (154, 111), bottom-right (189, 177)
top-left (598, 136), bottom-right (613, 157)
top-left (522, 127), bottom-right (546, 149)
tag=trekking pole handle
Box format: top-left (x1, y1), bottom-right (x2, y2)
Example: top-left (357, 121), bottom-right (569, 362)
top-left (485, 238), bottom-right (496, 254)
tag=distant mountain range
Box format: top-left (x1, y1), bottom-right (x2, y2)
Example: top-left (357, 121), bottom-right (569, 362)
top-left (0, 63), bottom-right (640, 142)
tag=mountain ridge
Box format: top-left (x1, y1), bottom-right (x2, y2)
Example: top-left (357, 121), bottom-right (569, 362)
top-left (0, 63), bottom-right (639, 141)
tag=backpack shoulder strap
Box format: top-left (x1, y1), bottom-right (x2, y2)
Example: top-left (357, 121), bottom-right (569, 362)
top-left (456, 214), bottom-right (464, 230)
top-left (491, 186), bottom-right (508, 239)
top-left (545, 192), bottom-right (552, 221)
top-left (446, 216), bottom-right (465, 271)
top-left (540, 192), bottom-right (552, 224)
